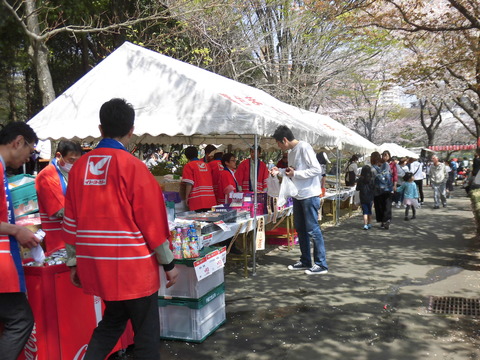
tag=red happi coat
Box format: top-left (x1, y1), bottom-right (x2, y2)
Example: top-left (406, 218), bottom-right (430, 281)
top-left (62, 148), bottom-right (170, 301)
top-left (235, 158), bottom-right (269, 193)
top-left (182, 160), bottom-right (216, 211)
top-left (218, 169), bottom-right (238, 204)
top-left (35, 163), bottom-right (66, 254)
top-left (0, 166), bottom-right (21, 293)
top-left (208, 159), bottom-right (224, 204)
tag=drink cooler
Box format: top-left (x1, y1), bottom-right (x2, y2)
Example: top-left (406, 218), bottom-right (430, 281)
top-left (17, 263), bottom-right (133, 360)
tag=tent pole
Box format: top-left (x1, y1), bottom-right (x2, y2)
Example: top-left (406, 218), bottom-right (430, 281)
top-left (336, 148), bottom-right (341, 224)
top-left (252, 134), bottom-right (258, 276)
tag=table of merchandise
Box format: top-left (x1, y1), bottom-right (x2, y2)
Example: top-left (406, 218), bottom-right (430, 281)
top-left (194, 206), bottom-right (294, 277)
top-left (320, 188), bottom-right (356, 224)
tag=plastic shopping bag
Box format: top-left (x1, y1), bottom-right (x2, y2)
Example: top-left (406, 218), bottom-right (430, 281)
top-left (278, 177), bottom-right (298, 207)
top-left (266, 175), bottom-right (281, 197)
top-left (353, 190), bottom-right (361, 205)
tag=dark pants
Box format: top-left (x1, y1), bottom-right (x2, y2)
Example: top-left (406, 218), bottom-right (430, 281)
top-left (85, 292), bottom-right (160, 360)
top-left (415, 179), bottom-right (424, 203)
top-left (0, 292), bottom-right (34, 360)
top-left (374, 192), bottom-right (392, 223)
top-left (405, 205), bottom-right (416, 218)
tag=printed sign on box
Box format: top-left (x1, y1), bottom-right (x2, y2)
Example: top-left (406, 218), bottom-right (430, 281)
top-left (193, 247), bottom-right (225, 281)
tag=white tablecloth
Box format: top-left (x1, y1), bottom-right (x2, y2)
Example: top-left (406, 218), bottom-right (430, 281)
top-left (200, 206), bottom-right (293, 247)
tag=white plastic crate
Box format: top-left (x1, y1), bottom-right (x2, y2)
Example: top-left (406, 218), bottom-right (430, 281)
top-left (159, 263), bottom-right (224, 299)
top-left (158, 284), bottom-right (226, 342)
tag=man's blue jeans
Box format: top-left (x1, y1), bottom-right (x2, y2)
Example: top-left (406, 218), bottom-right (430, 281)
top-left (293, 196), bottom-right (328, 269)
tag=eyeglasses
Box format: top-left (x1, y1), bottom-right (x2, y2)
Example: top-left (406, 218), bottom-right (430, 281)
top-left (24, 140), bottom-right (36, 155)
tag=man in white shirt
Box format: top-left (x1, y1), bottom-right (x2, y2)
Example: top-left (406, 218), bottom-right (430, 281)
top-left (270, 125), bottom-right (328, 275)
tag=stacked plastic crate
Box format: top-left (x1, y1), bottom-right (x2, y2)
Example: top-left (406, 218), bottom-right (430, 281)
top-left (8, 174), bottom-right (39, 219)
top-left (158, 246), bottom-right (226, 343)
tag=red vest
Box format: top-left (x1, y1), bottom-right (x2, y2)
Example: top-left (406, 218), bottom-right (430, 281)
top-left (235, 159), bottom-right (269, 193)
top-left (182, 160), bottom-right (216, 211)
top-left (0, 166), bottom-right (21, 293)
top-left (62, 148), bottom-right (170, 301)
top-left (35, 163), bottom-right (66, 254)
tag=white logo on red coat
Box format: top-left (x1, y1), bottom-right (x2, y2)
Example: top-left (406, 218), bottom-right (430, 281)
top-left (84, 155), bottom-right (111, 185)
top-left (198, 162), bottom-right (208, 172)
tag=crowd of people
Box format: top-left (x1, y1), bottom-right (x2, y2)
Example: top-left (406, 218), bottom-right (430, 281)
top-left (4, 95), bottom-right (480, 359)
top-left (353, 150), bottom-right (480, 232)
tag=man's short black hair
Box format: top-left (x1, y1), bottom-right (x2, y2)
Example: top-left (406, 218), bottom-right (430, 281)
top-left (0, 121), bottom-right (38, 145)
top-left (204, 144), bottom-right (217, 155)
top-left (184, 146), bottom-right (198, 160)
top-left (272, 125), bottom-right (295, 142)
top-left (56, 140), bottom-right (82, 157)
top-left (99, 98), bottom-right (135, 138)
top-left (221, 153), bottom-right (235, 167)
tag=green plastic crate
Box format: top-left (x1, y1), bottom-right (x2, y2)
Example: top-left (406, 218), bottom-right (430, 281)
top-left (8, 174), bottom-right (38, 218)
top-left (158, 283), bottom-right (226, 342)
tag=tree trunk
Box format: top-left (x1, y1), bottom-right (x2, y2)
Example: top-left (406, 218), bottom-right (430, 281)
top-left (24, 0), bottom-right (55, 106)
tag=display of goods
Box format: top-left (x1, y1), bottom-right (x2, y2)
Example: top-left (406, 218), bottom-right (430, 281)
top-left (176, 210), bottom-right (237, 223)
top-left (24, 248), bottom-right (68, 267)
top-left (171, 224), bottom-right (200, 259)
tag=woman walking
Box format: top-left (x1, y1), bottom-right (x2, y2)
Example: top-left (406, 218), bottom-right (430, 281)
top-left (371, 151), bottom-right (394, 229)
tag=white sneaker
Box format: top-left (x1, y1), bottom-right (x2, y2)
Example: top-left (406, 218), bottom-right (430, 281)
top-left (288, 261), bottom-right (309, 271)
top-left (305, 265), bottom-right (328, 275)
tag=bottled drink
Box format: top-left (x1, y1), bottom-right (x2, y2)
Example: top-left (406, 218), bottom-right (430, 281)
top-left (188, 224), bottom-right (200, 257)
top-left (173, 228), bottom-right (183, 259)
top-left (182, 226), bottom-right (192, 258)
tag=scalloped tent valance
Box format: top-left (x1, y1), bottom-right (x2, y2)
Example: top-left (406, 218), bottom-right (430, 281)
top-left (28, 42), bottom-right (376, 154)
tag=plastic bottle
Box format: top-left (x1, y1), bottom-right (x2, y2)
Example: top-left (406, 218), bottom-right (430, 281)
top-left (182, 226), bottom-right (192, 258)
top-left (188, 224), bottom-right (200, 258)
top-left (173, 228), bottom-right (183, 259)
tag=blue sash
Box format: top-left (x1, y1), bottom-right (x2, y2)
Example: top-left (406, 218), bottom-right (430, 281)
top-left (51, 158), bottom-right (67, 196)
top-left (3, 169), bottom-right (26, 292)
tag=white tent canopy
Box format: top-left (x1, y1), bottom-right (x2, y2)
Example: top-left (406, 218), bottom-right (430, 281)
top-left (28, 42), bottom-right (376, 153)
top-left (379, 143), bottom-right (419, 158)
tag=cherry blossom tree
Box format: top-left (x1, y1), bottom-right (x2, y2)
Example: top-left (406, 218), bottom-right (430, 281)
top-left (337, 0), bottom-right (480, 139)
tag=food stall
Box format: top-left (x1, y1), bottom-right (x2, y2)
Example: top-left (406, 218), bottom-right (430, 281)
top-left (22, 41), bottom-right (378, 349)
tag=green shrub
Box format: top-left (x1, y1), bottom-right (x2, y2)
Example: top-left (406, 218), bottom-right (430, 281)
top-left (469, 188), bottom-right (480, 234)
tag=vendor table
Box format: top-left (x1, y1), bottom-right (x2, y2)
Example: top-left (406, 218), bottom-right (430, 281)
top-left (199, 206), bottom-right (294, 277)
top-left (320, 188), bottom-right (356, 224)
